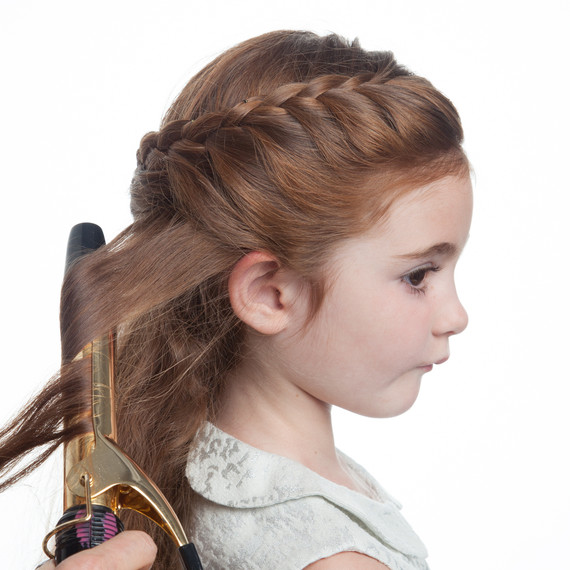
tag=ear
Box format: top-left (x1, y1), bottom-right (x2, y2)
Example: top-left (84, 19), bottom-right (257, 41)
top-left (228, 251), bottom-right (304, 335)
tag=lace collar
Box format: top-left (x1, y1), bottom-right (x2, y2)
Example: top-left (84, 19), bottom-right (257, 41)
top-left (185, 422), bottom-right (428, 558)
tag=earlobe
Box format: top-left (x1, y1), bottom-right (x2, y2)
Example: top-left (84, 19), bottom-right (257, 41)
top-left (228, 252), bottom-right (297, 335)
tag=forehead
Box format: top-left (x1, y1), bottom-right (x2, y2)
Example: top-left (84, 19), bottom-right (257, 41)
top-left (328, 175), bottom-right (473, 267)
top-left (372, 174), bottom-right (473, 245)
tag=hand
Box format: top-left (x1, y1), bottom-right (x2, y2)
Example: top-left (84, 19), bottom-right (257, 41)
top-left (36, 531), bottom-right (157, 570)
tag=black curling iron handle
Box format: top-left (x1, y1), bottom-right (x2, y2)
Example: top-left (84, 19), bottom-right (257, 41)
top-left (179, 543), bottom-right (204, 570)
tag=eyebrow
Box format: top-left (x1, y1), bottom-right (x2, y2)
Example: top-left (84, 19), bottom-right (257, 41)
top-left (395, 242), bottom-right (458, 261)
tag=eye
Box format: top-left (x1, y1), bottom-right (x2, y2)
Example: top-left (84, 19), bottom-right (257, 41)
top-left (401, 264), bottom-right (440, 295)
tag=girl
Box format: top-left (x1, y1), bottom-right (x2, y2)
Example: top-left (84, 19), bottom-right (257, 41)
top-left (1, 30), bottom-right (472, 569)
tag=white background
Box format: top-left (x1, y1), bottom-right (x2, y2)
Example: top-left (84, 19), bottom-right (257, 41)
top-left (1, 1), bottom-right (568, 568)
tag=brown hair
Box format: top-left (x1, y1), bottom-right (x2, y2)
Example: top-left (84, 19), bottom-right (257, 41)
top-left (0, 30), bottom-right (468, 568)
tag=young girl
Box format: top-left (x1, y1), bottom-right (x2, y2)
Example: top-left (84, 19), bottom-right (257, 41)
top-left (1, 30), bottom-right (472, 569)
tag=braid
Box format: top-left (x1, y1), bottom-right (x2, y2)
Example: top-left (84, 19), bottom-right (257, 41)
top-left (138, 69), bottom-right (459, 171)
top-left (138, 73), bottom-right (374, 169)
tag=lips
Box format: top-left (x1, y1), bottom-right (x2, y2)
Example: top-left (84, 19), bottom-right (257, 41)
top-left (419, 355), bottom-right (449, 371)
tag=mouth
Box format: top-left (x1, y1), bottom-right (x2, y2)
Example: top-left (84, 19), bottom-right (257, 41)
top-left (419, 355), bottom-right (449, 372)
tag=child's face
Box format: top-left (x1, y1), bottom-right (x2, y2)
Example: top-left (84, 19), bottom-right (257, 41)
top-left (281, 174), bottom-right (473, 418)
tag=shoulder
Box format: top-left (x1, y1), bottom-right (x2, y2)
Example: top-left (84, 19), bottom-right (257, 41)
top-left (305, 552), bottom-right (391, 569)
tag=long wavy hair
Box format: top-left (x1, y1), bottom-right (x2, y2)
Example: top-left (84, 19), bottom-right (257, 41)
top-left (0, 30), bottom-right (468, 568)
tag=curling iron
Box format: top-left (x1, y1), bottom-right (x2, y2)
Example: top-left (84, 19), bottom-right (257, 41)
top-left (42, 223), bottom-right (202, 569)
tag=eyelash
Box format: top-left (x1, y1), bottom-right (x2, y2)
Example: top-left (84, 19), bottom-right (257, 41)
top-left (401, 265), bottom-right (441, 295)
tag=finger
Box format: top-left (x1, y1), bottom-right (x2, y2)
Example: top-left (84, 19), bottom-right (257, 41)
top-left (56, 530), bottom-right (157, 570)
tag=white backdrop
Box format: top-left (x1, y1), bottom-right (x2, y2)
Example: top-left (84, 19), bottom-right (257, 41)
top-left (1, 1), bottom-right (568, 568)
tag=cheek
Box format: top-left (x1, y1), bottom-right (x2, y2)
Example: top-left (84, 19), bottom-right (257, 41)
top-left (367, 292), bottom-right (432, 360)
top-left (327, 290), bottom-right (424, 366)
top-left (299, 278), bottom-right (432, 374)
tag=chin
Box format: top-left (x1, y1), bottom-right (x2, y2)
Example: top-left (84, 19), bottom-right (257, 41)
top-left (354, 382), bottom-right (422, 419)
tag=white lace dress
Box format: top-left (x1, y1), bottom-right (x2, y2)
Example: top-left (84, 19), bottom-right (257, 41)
top-left (185, 422), bottom-right (429, 570)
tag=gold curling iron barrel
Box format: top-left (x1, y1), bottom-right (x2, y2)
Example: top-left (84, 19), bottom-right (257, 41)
top-left (43, 223), bottom-right (202, 569)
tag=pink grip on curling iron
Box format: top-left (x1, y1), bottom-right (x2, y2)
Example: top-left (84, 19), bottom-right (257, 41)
top-left (54, 504), bottom-right (124, 563)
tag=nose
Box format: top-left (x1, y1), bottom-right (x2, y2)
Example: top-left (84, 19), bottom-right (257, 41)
top-left (433, 286), bottom-right (468, 337)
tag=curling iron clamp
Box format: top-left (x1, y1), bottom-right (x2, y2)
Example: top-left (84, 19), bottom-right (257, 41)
top-left (42, 223), bottom-right (202, 569)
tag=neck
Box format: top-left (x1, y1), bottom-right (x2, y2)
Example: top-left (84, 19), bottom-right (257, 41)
top-left (215, 359), bottom-right (360, 491)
